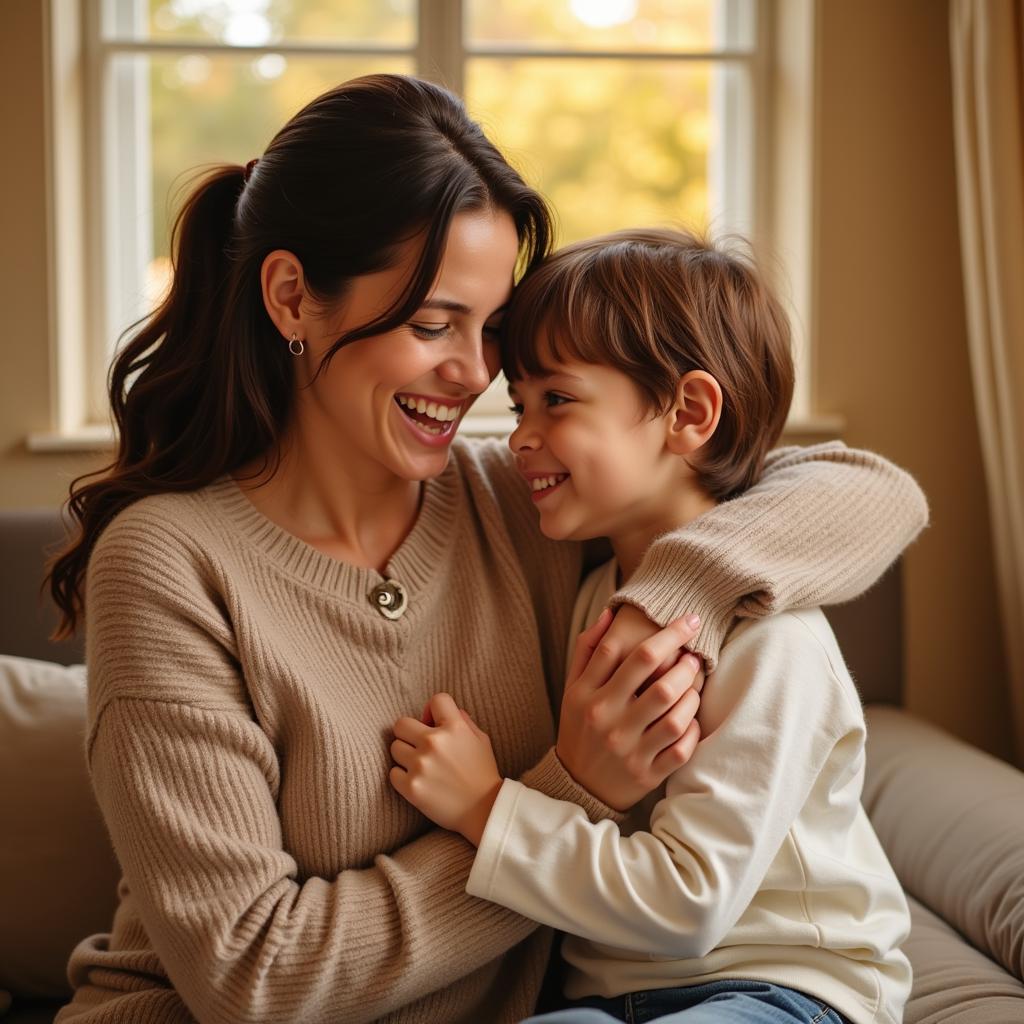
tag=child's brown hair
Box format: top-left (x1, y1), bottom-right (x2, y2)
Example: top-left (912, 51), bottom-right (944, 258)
top-left (501, 228), bottom-right (794, 501)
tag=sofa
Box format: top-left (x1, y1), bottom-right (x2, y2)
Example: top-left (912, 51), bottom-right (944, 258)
top-left (1, 508), bottom-right (1022, 1023)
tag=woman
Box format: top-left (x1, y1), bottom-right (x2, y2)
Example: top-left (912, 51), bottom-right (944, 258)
top-left (48, 75), bottom-right (925, 1024)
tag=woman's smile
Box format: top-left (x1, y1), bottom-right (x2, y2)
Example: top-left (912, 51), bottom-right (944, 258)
top-left (393, 392), bottom-right (465, 446)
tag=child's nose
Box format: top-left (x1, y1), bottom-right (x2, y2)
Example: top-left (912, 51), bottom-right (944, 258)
top-left (509, 419), bottom-right (540, 453)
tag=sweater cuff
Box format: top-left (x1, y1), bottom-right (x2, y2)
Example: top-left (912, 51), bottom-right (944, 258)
top-left (609, 539), bottom-right (743, 673)
top-left (517, 747), bottom-right (627, 825)
top-left (467, 778), bottom-right (522, 902)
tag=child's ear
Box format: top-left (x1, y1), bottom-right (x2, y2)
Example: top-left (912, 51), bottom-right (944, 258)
top-left (665, 371), bottom-right (723, 456)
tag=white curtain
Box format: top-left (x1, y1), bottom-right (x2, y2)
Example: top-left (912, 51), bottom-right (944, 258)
top-left (950, 0), bottom-right (1024, 765)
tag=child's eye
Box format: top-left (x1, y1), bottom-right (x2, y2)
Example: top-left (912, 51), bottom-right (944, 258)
top-left (508, 403), bottom-right (524, 420)
top-left (545, 392), bottom-right (572, 408)
top-left (410, 323), bottom-right (450, 340)
top-left (483, 321), bottom-right (503, 339)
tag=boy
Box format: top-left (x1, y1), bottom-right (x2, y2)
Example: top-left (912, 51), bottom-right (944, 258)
top-left (389, 229), bottom-right (912, 1024)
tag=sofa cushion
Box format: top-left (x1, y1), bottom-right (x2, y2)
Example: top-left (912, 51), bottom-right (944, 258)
top-left (903, 893), bottom-right (1024, 1022)
top-left (863, 705), bottom-right (1024, 983)
top-left (0, 657), bottom-right (120, 1001)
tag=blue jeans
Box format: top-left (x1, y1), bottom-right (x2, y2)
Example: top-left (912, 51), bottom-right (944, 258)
top-left (521, 979), bottom-right (849, 1024)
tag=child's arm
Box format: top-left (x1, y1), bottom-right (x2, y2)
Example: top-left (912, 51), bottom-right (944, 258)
top-left (463, 612), bottom-right (860, 957)
top-left (410, 613), bottom-right (863, 959)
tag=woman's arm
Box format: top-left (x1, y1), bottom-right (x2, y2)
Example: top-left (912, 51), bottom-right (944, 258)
top-left (467, 436), bottom-right (927, 673)
top-left (612, 442), bottom-right (928, 670)
top-left (87, 697), bottom-right (539, 1024)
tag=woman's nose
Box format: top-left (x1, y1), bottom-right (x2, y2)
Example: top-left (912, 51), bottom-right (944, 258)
top-left (440, 332), bottom-right (495, 395)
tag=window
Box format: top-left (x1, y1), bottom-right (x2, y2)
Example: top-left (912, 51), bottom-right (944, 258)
top-left (41, 0), bottom-right (768, 444)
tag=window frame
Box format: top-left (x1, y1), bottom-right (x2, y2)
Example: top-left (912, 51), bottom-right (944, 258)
top-left (33, 0), bottom-right (801, 450)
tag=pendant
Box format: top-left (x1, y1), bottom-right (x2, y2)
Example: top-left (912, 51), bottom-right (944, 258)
top-left (370, 579), bottom-right (408, 620)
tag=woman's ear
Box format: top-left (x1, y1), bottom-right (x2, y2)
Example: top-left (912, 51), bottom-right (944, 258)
top-left (665, 370), bottom-right (723, 456)
top-left (261, 249), bottom-right (309, 341)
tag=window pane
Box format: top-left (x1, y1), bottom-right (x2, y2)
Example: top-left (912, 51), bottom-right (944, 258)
top-left (468, 58), bottom-right (737, 246)
top-left (107, 0), bottom-right (415, 47)
top-left (466, 0), bottom-right (756, 53)
top-left (466, 56), bottom-right (753, 422)
top-left (105, 53), bottom-right (412, 349)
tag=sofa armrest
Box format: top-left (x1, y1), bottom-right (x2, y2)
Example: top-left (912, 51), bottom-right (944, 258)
top-left (0, 509), bottom-right (83, 665)
top-left (863, 705), bottom-right (1024, 984)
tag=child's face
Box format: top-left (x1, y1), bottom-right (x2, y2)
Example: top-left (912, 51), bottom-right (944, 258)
top-left (508, 358), bottom-right (677, 543)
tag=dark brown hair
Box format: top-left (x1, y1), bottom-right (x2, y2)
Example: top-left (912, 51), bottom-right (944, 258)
top-left (47, 73), bottom-right (552, 637)
top-left (501, 227), bottom-right (794, 501)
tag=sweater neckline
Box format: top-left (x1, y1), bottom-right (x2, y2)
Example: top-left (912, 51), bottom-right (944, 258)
top-left (203, 457), bottom-right (461, 606)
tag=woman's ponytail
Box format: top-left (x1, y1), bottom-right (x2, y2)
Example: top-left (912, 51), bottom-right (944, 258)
top-left (47, 164), bottom-right (289, 637)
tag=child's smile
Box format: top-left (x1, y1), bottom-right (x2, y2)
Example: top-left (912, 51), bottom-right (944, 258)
top-left (525, 471), bottom-right (570, 502)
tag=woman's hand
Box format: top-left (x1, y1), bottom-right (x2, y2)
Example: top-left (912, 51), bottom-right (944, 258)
top-left (556, 605), bottom-right (704, 812)
top-left (390, 693), bottom-right (503, 847)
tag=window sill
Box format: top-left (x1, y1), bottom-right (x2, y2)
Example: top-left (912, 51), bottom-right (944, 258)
top-left (27, 413), bottom-right (846, 454)
top-left (26, 425), bottom-right (115, 453)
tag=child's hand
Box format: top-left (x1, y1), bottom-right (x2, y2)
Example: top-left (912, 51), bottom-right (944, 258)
top-left (556, 606), bottom-right (703, 812)
top-left (389, 693), bottom-right (503, 847)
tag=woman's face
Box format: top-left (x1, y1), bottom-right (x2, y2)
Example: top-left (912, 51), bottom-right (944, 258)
top-left (297, 209), bottom-right (519, 483)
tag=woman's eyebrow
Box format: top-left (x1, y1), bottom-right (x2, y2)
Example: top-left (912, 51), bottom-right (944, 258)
top-left (418, 299), bottom-right (510, 316)
top-left (420, 298), bottom-right (470, 313)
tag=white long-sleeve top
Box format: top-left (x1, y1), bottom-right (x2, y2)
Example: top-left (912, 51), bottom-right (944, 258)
top-left (467, 559), bottom-right (912, 1024)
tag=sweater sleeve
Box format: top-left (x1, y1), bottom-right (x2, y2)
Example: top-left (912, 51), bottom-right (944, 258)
top-left (466, 613), bottom-right (857, 958)
top-left (611, 442), bottom-right (928, 670)
top-left (87, 698), bottom-right (540, 1024)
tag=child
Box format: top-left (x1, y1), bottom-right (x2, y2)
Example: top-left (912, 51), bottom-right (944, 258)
top-left (388, 228), bottom-right (913, 1024)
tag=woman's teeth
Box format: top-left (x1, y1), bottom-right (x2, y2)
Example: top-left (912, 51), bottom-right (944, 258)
top-left (396, 394), bottom-right (461, 423)
top-left (531, 474), bottom-right (568, 492)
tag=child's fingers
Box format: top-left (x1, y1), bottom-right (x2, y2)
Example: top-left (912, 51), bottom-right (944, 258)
top-left (421, 702), bottom-right (435, 726)
top-left (394, 716), bottom-right (431, 743)
top-left (389, 765), bottom-right (411, 798)
top-left (565, 607), bottom-right (615, 691)
top-left (459, 708), bottom-right (489, 740)
top-left (389, 737), bottom-right (417, 769)
top-left (428, 692), bottom-right (462, 725)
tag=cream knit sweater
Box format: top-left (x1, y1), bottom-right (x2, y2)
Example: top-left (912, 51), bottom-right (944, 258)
top-left (468, 560), bottom-right (912, 1024)
top-left (57, 439), bottom-right (925, 1024)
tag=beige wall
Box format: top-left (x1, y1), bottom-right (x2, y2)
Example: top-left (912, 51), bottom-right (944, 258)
top-left (0, 2), bottom-right (1013, 758)
top-left (0, 3), bottom-right (106, 509)
top-left (813, 0), bottom-right (1011, 760)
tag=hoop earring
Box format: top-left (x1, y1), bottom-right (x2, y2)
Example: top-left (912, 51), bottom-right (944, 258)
top-left (288, 333), bottom-right (305, 356)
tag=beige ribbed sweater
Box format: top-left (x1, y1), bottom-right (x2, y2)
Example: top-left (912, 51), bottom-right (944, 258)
top-left (57, 439), bottom-right (926, 1024)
